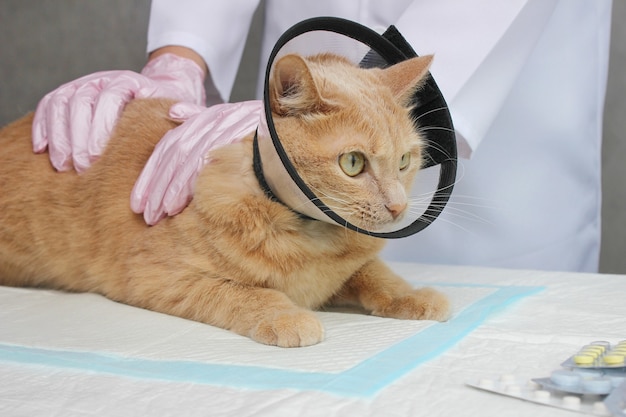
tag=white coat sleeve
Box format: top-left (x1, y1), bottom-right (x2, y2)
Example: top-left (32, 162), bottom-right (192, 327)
top-left (394, 0), bottom-right (558, 158)
top-left (148, 0), bottom-right (261, 103)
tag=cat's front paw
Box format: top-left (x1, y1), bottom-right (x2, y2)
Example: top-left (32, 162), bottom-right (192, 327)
top-left (250, 308), bottom-right (324, 348)
top-left (374, 287), bottom-right (450, 322)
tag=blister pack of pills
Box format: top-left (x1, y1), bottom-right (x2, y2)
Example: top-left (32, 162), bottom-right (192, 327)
top-left (534, 369), bottom-right (625, 396)
top-left (467, 341), bottom-right (626, 416)
top-left (468, 374), bottom-right (612, 415)
top-left (563, 341), bottom-right (626, 369)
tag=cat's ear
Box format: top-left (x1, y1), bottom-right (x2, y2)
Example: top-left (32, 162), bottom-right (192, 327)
top-left (270, 54), bottom-right (330, 116)
top-left (380, 55), bottom-right (433, 106)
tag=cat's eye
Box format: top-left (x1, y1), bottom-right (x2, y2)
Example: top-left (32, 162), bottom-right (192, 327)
top-left (399, 152), bottom-right (411, 171)
top-left (339, 152), bottom-right (365, 177)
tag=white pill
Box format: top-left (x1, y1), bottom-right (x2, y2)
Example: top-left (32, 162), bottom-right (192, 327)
top-left (534, 390), bottom-right (551, 402)
top-left (526, 380), bottom-right (540, 390)
top-left (505, 384), bottom-right (522, 396)
top-left (500, 374), bottom-right (517, 384)
top-left (593, 401), bottom-right (609, 415)
top-left (562, 396), bottom-right (581, 410)
top-left (478, 379), bottom-right (495, 390)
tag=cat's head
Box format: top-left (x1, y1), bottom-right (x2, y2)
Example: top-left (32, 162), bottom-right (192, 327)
top-left (269, 52), bottom-right (433, 233)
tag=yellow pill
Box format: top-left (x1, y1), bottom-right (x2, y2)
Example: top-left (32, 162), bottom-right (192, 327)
top-left (583, 345), bottom-right (605, 354)
top-left (580, 349), bottom-right (601, 359)
top-left (573, 354), bottom-right (595, 365)
top-left (603, 354), bottom-right (625, 365)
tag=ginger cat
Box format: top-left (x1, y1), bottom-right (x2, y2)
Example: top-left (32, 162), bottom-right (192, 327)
top-left (0, 53), bottom-right (450, 347)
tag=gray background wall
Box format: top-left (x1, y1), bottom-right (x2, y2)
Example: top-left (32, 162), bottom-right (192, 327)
top-left (600, 1), bottom-right (626, 274)
top-left (1, 1), bottom-right (624, 273)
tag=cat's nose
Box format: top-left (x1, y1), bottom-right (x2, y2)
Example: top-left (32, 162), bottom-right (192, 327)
top-left (385, 202), bottom-right (407, 219)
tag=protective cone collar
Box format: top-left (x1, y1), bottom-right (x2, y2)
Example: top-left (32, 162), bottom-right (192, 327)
top-left (254, 17), bottom-right (457, 239)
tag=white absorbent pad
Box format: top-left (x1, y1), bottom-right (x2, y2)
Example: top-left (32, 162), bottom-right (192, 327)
top-left (0, 279), bottom-right (541, 397)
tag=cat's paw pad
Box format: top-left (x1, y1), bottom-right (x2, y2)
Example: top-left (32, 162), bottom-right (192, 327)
top-left (250, 309), bottom-right (324, 348)
top-left (375, 287), bottom-right (451, 322)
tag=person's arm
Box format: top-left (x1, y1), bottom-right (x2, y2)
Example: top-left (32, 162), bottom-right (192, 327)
top-left (148, 45), bottom-right (207, 76)
top-left (147, 0), bottom-right (260, 103)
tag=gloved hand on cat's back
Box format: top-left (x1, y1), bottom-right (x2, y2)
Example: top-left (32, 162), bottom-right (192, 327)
top-left (31, 53), bottom-right (206, 173)
top-left (130, 100), bottom-right (263, 225)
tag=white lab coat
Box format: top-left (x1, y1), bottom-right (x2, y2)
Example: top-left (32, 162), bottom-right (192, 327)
top-left (147, 0), bottom-right (612, 272)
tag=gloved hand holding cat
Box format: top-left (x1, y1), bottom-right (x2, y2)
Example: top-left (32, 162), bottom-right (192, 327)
top-left (31, 53), bottom-right (206, 173)
top-left (130, 101), bottom-right (263, 225)
top-left (31, 51), bottom-right (261, 226)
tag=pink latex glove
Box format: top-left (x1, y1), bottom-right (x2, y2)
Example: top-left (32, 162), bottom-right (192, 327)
top-left (130, 100), bottom-right (263, 225)
top-left (32, 53), bottom-right (206, 173)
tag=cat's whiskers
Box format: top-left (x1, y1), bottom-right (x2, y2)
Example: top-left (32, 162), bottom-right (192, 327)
top-left (408, 158), bottom-right (497, 229)
top-left (408, 202), bottom-right (488, 225)
top-left (407, 191), bottom-right (499, 234)
top-left (413, 112), bottom-right (457, 166)
top-left (418, 126), bottom-right (456, 135)
top-left (288, 185), bottom-right (355, 224)
top-left (412, 106), bottom-right (450, 122)
top-left (304, 183), bottom-right (381, 232)
top-left (411, 154), bottom-right (470, 202)
top-left (294, 189), bottom-right (352, 219)
top-left (412, 211), bottom-right (473, 234)
top-left (418, 136), bottom-right (457, 166)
